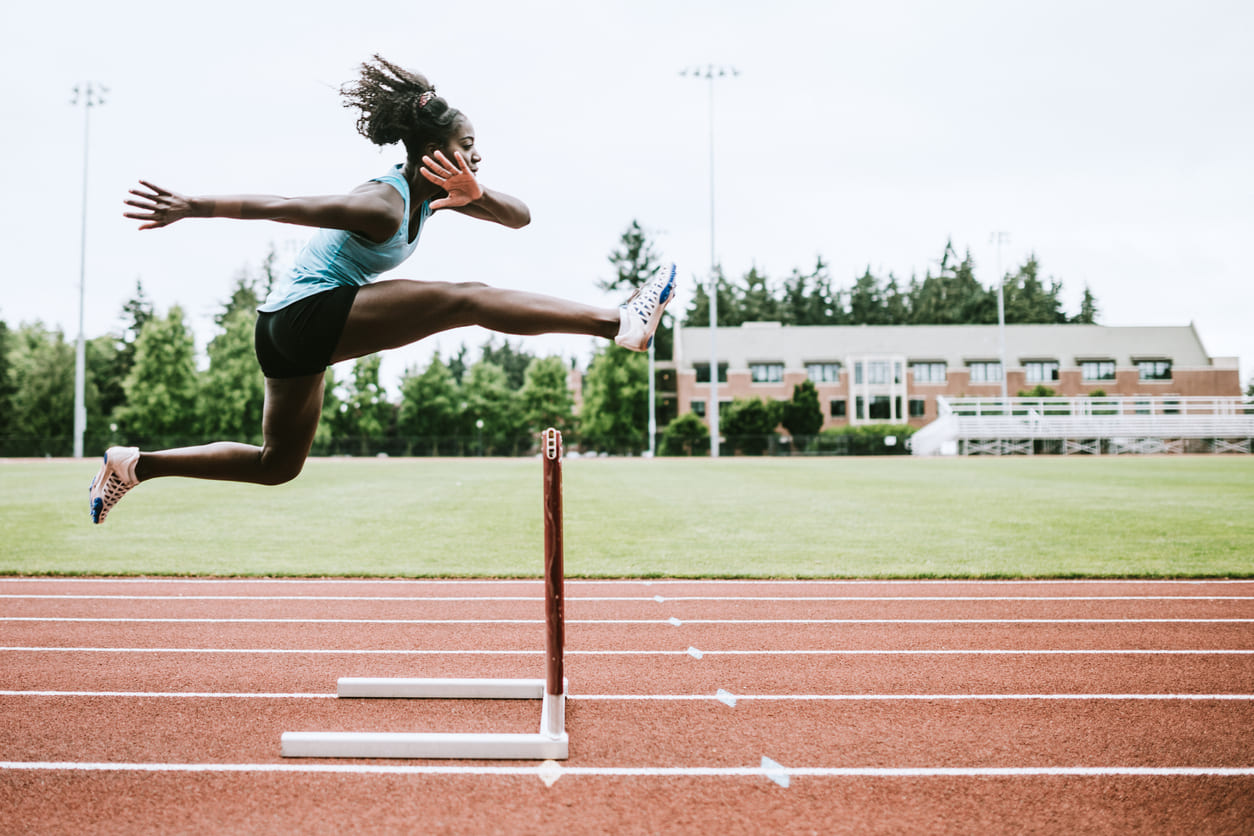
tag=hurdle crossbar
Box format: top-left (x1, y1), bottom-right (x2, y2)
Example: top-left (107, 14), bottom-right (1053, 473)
top-left (281, 428), bottom-right (568, 760)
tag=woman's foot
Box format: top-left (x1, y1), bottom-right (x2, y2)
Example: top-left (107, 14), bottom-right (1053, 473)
top-left (615, 263), bottom-right (676, 352)
top-left (89, 446), bottom-right (140, 524)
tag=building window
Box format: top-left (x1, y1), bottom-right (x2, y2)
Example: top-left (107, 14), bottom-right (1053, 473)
top-left (1024, 361), bottom-right (1060, 383)
top-left (1082, 360), bottom-right (1116, 381)
top-left (694, 363), bottom-right (728, 384)
top-left (909, 398), bottom-right (927, 418)
top-left (912, 362), bottom-right (947, 384)
top-left (690, 400), bottom-right (706, 417)
top-left (867, 361), bottom-right (894, 384)
top-left (750, 363), bottom-right (784, 383)
top-left (806, 362), bottom-right (842, 383)
top-left (968, 361), bottom-right (1003, 383)
top-left (869, 396), bottom-right (892, 420)
top-left (1138, 360), bottom-right (1172, 381)
top-left (830, 399), bottom-right (847, 418)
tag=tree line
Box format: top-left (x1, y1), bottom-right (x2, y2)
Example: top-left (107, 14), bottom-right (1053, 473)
top-left (0, 225), bottom-right (1109, 458)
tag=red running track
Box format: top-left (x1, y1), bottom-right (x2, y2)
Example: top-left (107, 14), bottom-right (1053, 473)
top-left (2, 578), bottom-right (1253, 835)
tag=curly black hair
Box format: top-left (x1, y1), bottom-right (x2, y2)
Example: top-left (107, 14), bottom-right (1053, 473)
top-left (340, 55), bottom-right (462, 157)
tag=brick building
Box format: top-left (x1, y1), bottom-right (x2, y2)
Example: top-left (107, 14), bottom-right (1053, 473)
top-left (667, 322), bottom-right (1242, 430)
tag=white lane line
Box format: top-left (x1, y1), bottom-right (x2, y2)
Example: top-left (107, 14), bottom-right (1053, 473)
top-left (1, 761), bottom-right (1252, 778)
top-left (3, 578), bottom-right (1252, 584)
top-left (4, 617), bottom-right (1252, 625)
top-left (3, 647), bottom-right (1253, 656)
top-left (4, 594), bottom-right (1252, 601)
top-left (2, 690), bottom-right (1252, 702)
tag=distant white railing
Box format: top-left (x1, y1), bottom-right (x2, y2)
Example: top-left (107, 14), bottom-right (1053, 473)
top-left (911, 396), bottom-right (1254, 455)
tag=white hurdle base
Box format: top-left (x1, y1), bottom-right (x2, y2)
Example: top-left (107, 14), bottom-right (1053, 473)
top-left (281, 678), bottom-right (568, 760)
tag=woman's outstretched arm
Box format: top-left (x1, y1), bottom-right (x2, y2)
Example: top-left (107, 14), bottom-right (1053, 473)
top-left (421, 150), bottom-right (530, 229)
top-left (123, 180), bottom-right (404, 242)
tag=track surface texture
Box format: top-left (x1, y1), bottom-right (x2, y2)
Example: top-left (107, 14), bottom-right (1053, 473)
top-left (2, 577), bottom-right (1253, 835)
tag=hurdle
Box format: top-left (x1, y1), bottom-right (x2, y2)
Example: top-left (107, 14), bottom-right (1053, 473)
top-left (281, 428), bottom-right (568, 760)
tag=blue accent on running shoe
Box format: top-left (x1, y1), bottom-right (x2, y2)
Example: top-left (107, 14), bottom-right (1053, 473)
top-left (91, 497), bottom-right (102, 524)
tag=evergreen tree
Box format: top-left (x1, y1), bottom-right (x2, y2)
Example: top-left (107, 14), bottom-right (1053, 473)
top-left (780, 257), bottom-right (844, 325)
top-left (780, 379), bottom-right (824, 443)
top-left (447, 343), bottom-right (469, 384)
top-left (1074, 285), bottom-right (1100, 324)
top-left (397, 353), bottom-right (461, 454)
top-left (1003, 255), bottom-right (1066, 323)
top-left (683, 266), bottom-right (737, 328)
top-left (479, 337), bottom-right (536, 391)
top-left (519, 356), bottom-right (576, 440)
top-left (882, 275), bottom-right (911, 324)
top-left (602, 221), bottom-right (672, 359)
top-left (737, 265), bottom-right (780, 323)
top-left (116, 306), bottom-right (199, 443)
top-left (849, 267), bottom-right (888, 325)
top-left (580, 345), bottom-right (648, 454)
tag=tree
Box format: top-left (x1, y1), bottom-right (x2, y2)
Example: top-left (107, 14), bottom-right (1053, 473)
top-left (779, 257), bottom-right (845, 325)
top-left (908, 241), bottom-right (995, 325)
top-left (479, 337), bottom-right (536, 391)
top-left (780, 379), bottom-right (824, 445)
top-left (115, 307), bottom-right (199, 443)
top-left (659, 412), bottom-right (709, 456)
top-left (333, 354), bottom-right (396, 455)
top-left (6, 323), bottom-right (86, 455)
top-left (199, 305), bottom-right (265, 442)
top-left (460, 360), bottom-right (527, 455)
top-left (722, 396), bottom-right (782, 455)
top-left (580, 345), bottom-right (648, 454)
top-left (603, 221), bottom-right (673, 359)
top-left (397, 353), bottom-right (461, 454)
top-left (519, 356), bottom-right (575, 441)
top-left (737, 265), bottom-right (781, 323)
top-left (1074, 285), bottom-right (1100, 324)
top-left (849, 267), bottom-right (888, 325)
top-left (0, 318), bottom-right (14, 443)
top-left (1003, 255), bottom-right (1066, 324)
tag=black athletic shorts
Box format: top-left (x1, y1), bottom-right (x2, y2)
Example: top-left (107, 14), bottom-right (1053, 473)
top-left (253, 285), bottom-right (359, 379)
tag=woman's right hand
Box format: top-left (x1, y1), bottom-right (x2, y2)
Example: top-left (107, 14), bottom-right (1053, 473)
top-left (124, 180), bottom-right (196, 230)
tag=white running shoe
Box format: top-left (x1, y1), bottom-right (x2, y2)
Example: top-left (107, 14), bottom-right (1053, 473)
top-left (89, 446), bottom-right (140, 525)
top-left (615, 263), bottom-right (677, 352)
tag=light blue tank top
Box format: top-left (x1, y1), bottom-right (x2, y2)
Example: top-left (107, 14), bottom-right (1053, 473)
top-left (259, 166), bottom-right (431, 312)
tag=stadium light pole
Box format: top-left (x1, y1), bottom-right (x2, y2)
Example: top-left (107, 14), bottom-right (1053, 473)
top-left (71, 82), bottom-right (108, 459)
top-left (680, 65), bottom-right (738, 458)
top-left (991, 231), bottom-right (1010, 403)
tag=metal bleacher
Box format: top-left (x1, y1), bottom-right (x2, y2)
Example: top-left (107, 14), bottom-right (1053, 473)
top-left (910, 396), bottom-right (1254, 456)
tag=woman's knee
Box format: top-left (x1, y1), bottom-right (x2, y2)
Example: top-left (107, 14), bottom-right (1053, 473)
top-left (257, 449), bottom-right (307, 486)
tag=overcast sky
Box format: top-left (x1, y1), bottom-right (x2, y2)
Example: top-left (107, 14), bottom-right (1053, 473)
top-left (2, 0), bottom-right (1250, 395)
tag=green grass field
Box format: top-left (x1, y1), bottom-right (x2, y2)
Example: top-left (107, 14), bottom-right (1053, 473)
top-left (2, 455), bottom-right (1251, 578)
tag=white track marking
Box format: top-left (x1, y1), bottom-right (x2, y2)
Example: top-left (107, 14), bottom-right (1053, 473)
top-left (1, 761), bottom-right (1252, 778)
top-left (3, 647), bottom-right (1253, 656)
top-left (2, 690), bottom-right (1253, 701)
top-left (5, 594), bottom-right (1254, 602)
top-left (4, 617), bottom-right (1252, 625)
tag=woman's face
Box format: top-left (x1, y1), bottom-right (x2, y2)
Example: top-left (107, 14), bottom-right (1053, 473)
top-left (436, 116), bottom-right (481, 173)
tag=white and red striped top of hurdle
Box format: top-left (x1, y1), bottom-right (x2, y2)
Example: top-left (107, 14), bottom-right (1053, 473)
top-left (281, 428), bottom-right (569, 761)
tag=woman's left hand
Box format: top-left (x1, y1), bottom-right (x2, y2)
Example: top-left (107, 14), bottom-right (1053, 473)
top-left (421, 150), bottom-right (484, 210)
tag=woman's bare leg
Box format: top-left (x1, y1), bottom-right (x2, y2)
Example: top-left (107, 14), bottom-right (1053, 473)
top-left (135, 373), bottom-right (325, 484)
top-left (332, 280), bottom-right (621, 363)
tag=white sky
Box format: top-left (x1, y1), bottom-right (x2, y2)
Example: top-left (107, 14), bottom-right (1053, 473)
top-left (2, 0), bottom-right (1251, 395)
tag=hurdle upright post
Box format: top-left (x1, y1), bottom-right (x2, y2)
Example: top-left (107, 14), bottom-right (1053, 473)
top-left (542, 427), bottom-right (564, 739)
top-left (280, 428), bottom-right (569, 760)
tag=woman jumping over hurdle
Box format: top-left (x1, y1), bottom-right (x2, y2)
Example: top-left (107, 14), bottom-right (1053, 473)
top-left (89, 55), bottom-right (675, 524)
